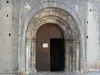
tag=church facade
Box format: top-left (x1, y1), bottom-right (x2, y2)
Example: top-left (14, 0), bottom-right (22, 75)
top-left (0, 0), bottom-right (100, 75)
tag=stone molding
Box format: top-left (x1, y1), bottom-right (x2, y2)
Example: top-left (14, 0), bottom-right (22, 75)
top-left (18, 1), bottom-right (86, 75)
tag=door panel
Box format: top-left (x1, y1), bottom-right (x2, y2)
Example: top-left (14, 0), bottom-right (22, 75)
top-left (36, 40), bottom-right (50, 71)
top-left (36, 24), bottom-right (50, 71)
top-left (50, 24), bottom-right (63, 38)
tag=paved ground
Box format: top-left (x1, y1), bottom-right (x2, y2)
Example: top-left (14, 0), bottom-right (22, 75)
top-left (87, 73), bottom-right (100, 75)
top-left (29, 72), bottom-right (82, 75)
top-left (29, 72), bottom-right (100, 75)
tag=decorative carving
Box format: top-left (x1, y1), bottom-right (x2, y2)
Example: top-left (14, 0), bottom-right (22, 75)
top-left (26, 7), bottom-right (81, 73)
top-left (18, 1), bottom-right (86, 74)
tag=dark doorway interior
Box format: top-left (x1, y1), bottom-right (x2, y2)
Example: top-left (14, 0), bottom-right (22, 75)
top-left (50, 38), bottom-right (65, 71)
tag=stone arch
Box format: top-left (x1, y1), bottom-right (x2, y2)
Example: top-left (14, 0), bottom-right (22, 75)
top-left (26, 7), bottom-right (81, 73)
top-left (18, 1), bottom-right (86, 75)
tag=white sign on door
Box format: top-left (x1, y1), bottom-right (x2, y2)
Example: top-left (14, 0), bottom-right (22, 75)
top-left (43, 43), bottom-right (48, 48)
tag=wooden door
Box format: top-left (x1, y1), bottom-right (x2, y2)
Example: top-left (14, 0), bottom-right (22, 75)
top-left (36, 24), bottom-right (50, 71)
top-left (36, 23), bottom-right (64, 71)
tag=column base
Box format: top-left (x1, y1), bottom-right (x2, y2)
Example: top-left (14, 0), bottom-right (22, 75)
top-left (19, 71), bottom-right (26, 75)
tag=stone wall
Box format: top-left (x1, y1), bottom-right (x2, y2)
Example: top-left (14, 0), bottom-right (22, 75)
top-left (0, 0), bottom-right (100, 75)
top-left (0, 0), bottom-right (19, 75)
top-left (18, 0), bottom-right (87, 74)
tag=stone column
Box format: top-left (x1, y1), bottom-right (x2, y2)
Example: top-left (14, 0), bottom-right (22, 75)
top-left (26, 37), bottom-right (32, 73)
top-left (69, 41), bottom-right (73, 72)
top-left (65, 40), bottom-right (70, 71)
top-left (31, 37), bottom-right (37, 72)
top-left (65, 39), bottom-right (71, 72)
top-left (18, 36), bottom-right (26, 75)
top-left (78, 41), bottom-right (81, 72)
top-left (76, 41), bottom-right (80, 72)
top-left (72, 41), bottom-right (77, 72)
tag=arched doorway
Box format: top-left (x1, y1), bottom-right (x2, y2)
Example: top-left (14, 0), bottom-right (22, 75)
top-left (22, 7), bottom-right (85, 75)
top-left (36, 23), bottom-right (65, 71)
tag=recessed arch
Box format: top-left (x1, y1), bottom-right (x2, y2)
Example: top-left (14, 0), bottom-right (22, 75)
top-left (18, 1), bottom-right (86, 74)
top-left (26, 7), bottom-right (81, 73)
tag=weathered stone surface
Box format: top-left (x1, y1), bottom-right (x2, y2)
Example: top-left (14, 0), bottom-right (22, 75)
top-left (0, 0), bottom-right (100, 75)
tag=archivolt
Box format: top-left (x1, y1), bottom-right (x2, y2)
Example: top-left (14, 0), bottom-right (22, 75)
top-left (26, 7), bottom-right (81, 72)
